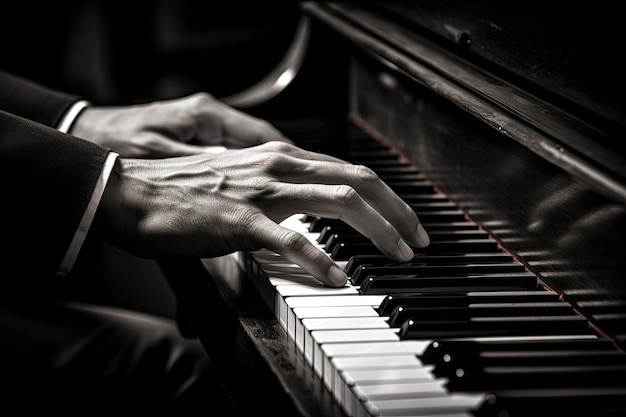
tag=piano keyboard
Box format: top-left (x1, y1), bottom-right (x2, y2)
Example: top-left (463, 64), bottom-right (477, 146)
top-left (239, 127), bottom-right (626, 417)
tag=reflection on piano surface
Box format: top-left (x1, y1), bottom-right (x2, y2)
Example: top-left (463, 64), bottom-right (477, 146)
top-left (161, 2), bottom-right (626, 416)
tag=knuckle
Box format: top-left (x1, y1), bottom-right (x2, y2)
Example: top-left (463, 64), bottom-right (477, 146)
top-left (252, 177), bottom-right (271, 191)
top-left (262, 140), bottom-right (295, 154)
top-left (258, 152), bottom-right (291, 174)
top-left (334, 185), bottom-right (360, 208)
top-left (263, 151), bottom-right (287, 166)
top-left (354, 164), bottom-right (380, 185)
top-left (250, 178), bottom-right (277, 200)
top-left (189, 92), bottom-right (215, 105)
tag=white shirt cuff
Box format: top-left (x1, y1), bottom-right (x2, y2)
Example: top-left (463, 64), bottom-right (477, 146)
top-left (57, 151), bottom-right (119, 276)
top-left (57, 100), bottom-right (91, 133)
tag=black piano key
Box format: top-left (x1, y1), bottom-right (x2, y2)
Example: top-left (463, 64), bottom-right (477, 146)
top-left (345, 252), bottom-right (515, 276)
top-left (330, 242), bottom-right (379, 260)
top-left (316, 225), bottom-right (342, 244)
top-left (421, 221), bottom-right (481, 230)
top-left (351, 262), bottom-right (527, 286)
top-left (347, 149), bottom-right (403, 161)
top-left (377, 173), bottom-right (429, 183)
top-left (589, 312), bottom-right (626, 335)
top-left (331, 239), bottom-right (500, 260)
top-left (476, 388), bottom-right (626, 417)
top-left (371, 166), bottom-right (426, 177)
top-left (430, 347), bottom-right (626, 378)
top-left (407, 201), bottom-right (460, 211)
top-left (346, 141), bottom-right (386, 151)
top-left (427, 229), bottom-right (492, 239)
top-left (445, 363), bottom-right (626, 391)
top-left (421, 338), bottom-right (621, 365)
top-left (385, 180), bottom-right (436, 194)
top-left (578, 299), bottom-right (626, 315)
top-left (386, 301), bottom-right (578, 327)
top-left (323, 234), bottom-right (364, 253)
top-left (359, 272), bottom-right (540, 294)
top-left (326, 229), bottom-right (493, 254)
top-left (397, 193), bottom-right (449, 203)
top-left (398, 315), bottom-right (593, 340)
top-left (377, 290), bottom-right (562, 316)
top-left (351, 159), bottom-right (414, 169)
top-left (307, 217), bottom-right (346, 233)
top-left (432, 350), bottom-right (626, 380)
top-left (313, 217), bottom-right (480, 239)
top-left (413, 210), bottom-right (468, 222)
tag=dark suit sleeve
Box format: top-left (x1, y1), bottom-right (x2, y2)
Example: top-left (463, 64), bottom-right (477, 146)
top-left (0, 70), bottom-right (80, 128)
top-left (0, 110), bottom-right (111, 281)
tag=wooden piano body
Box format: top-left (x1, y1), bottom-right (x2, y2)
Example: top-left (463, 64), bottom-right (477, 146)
top-left (160, 2), bottom-right (626, 416)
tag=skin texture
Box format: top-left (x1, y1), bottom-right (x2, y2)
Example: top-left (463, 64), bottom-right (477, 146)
top-left (71, 92), bottom-right (292, 157)
top-left (77, 93), bottom-right (430, 287)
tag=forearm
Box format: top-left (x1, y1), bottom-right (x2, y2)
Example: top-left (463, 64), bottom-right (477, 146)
top-left (0, 70), bottom-right (82, 128)
top-left (0, 110), bottom-right (112, 278)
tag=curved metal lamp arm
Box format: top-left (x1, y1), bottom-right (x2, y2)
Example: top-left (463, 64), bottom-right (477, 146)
top-left (221, 15), bottom-right (310, 109)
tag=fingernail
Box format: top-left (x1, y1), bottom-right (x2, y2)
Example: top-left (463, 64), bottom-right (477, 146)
top-left (327, 265), bottom-right (348, 287)
top-left (415, 223), bottom-right (430, 247)
top-left (398, 239), bottom-right (415, 260)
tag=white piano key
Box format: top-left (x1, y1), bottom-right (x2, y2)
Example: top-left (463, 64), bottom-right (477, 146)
top-left (303, 316), bottom-right (390, 331)
top-left (311, 329), bottom-right (402, 378)
top-left (286, 294), bottom-right (386, 309)
top-left (340, 367), bottom-right (438, 414)
top-left (322, 340), bottom-right (431, 405)
top-left (353, 380), bottom-right (448, 400)
top-left (268, 274), bottom-right (320, 287)
top-left (265, 275), bottom-right (320, 321)
top-left (279, 213), bottom-right (311, 230)
top-left (285, 295), bottom-right (386, 338)
top-left (328, 354), bottom-right (422, 394)
top-left (343, 367), bottom-right (436, 386)
top-left (292, 305), bottom-right (381, 353)
top-left (255, 257), bottom-right (349, 272)
top-left (294, 305), bottom-right (380, 319)
top-left (261, 262), bottom-right (325, 273)
top-left (265, 268), bottom-right (317, 278)
top-left (356, 405), bottom-right (472, 417)
top-left (333, 355), bottom-right (422, 369)
top-left (275, 288), bottom-right (363, 330)
top-left (363, 393), bottom-right (489, 416)
top-left (277, 284), bottom-right (359, 297)
top-left (333, 356), bottom-right (428, 410)
top-left (349, 381), bottom-right (449, 417)
top-left (244, 213), bottom-right (569, 417)
top-left (299, 317), bottom-right (391, 360)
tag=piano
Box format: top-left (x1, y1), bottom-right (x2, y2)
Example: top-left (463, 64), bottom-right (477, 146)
top-left (159, 2), bottom-right (626, 416)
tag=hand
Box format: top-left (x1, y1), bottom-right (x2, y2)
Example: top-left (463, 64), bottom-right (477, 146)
top-left (96, 141), bottom-right (430, 287)
top-left (70, 93), bottom-right (291, 158)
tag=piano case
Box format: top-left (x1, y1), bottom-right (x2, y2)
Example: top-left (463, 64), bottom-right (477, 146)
top-left (160, 2), bottom-right (626, 416)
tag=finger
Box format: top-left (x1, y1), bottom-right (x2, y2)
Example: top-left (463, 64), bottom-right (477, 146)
top-left (254, 141), bottom-right (349, 164)
top-left (248, 213), bottom-right (347, 287)
top-left (129, 131), bottom-right (222, 158)
top-left (264, 183), bottom-right (417, 262)
top-left (227, 119), bottom-right (294, 145)
top-left (267, 156), bottom-right (430, 248)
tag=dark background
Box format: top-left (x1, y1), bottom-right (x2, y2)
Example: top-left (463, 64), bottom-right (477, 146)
top-left (1, 0), bottom-right (303, 105)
